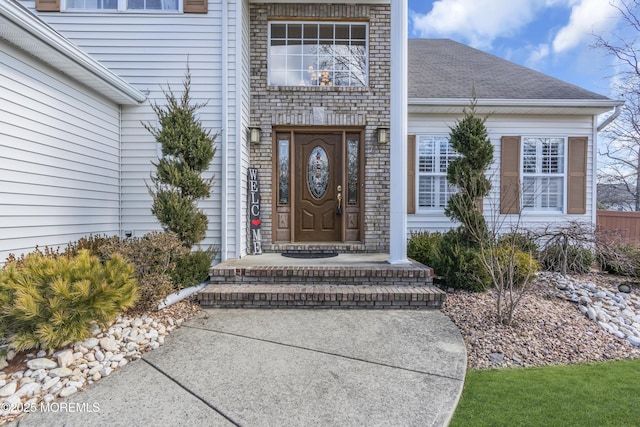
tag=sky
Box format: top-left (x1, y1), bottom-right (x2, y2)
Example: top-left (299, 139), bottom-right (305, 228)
top-left (408, 0), bottom-right (627, 98)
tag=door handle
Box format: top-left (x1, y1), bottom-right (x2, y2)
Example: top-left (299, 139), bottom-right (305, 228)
top-left (336, 185), bottom-right (342, 215)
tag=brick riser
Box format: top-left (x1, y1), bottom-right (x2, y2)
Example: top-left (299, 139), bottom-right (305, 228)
top-left (198, 284), bottom-right (445, 309)
top-left (208, 264), bottom-right (434, 287)
top-left (198, 263), bottom-right (445, 309)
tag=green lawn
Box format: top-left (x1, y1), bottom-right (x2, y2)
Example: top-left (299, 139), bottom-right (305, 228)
top-left (449, 359), bottom-right (640, 427)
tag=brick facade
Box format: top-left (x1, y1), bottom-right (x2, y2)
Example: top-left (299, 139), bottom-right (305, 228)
top-left (249, 3), bottom-right (391, 253)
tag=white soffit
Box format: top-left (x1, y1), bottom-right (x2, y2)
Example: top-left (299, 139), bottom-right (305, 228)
top-left (0, 0), bottom-right (146, 105)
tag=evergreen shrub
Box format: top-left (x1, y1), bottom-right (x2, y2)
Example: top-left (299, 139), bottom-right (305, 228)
top-left (435, 229), bottom-right (490, 292)
top-left (171, 247), bottom-right (216, 290)
top-left (0, 250), bottom-right (137, 351)
top-left (407, 231), bottom-right (442, 267)
top-left (98, 232), bottom-right (188, 310)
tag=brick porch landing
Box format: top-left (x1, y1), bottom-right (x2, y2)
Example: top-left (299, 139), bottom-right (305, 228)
top-left (198, 254), bottom-right (445, 309)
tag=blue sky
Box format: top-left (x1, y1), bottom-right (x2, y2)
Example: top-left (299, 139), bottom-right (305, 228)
top-left (408, 0), bottom-right (626, 97)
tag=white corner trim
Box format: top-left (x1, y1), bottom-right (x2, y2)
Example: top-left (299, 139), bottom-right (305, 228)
top-left (0, 0), bottom-right (146, 104)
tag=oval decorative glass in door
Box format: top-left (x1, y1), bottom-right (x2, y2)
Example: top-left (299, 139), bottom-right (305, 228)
top-left (307, 146), bottom-right (329, 199)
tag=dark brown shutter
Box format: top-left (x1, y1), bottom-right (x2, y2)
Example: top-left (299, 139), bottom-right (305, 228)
top-left (500, 136), bottom-right (521, 214)
top-left (36, 0), bottom-right (60, 12)
top-left (184, 0), bottom-right (207, 13)
top-left (567, 137), bottom-right (588, 214)
top-left (407, 135), bottom-right (416, 214)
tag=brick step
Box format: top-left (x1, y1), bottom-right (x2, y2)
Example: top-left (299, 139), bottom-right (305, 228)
top-left (209, 263), bottom-right (434, 287)
top-left (197, 284), bottom-right (445, 309)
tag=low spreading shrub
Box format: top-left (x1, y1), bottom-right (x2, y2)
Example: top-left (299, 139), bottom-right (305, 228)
top-left (171, 247), bottom-right (216, 290)
top-left (407, 231), bottom-right (442, 267)
top-left (498, 232), bottom-right (539, 257)
top-left (434, 228), bottom-right (491, 292)
top-left (540, 244), bottom-right (594, 275)
top-left (488, 244), bottom-right (540, 288)
top-left (98, 232), bottom-right (189, 310)
top-left (0, 250), bottom-right (137, 351)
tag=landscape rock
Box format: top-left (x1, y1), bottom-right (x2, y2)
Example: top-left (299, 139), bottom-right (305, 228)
top-left (59, 386), bottom-right (78, 398)
top-left (82, 337), bottom-right (99, 350)
top-left (49, 368), bottom-right (73, 378)
top-left (0, 381), bottom-right (17, 397)
top-left (26, 358), bottom-right (57, 370)
top-left (56, 349), bottom-right (74, 368)
top-left (99, 337), bottom-right (118, 352)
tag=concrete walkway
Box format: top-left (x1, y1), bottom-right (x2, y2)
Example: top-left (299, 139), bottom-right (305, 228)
top-left (12, 309), bottom-right (466, 427)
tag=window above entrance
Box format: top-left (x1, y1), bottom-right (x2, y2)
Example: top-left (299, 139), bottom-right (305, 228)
top-left (268, 21), bottom-right (368, 87)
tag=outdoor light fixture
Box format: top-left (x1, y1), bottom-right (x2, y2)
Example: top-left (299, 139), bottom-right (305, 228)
top-left (377, 127), bottom-right (389, 144)
top-left (249, 126), bottom-right (261, 144)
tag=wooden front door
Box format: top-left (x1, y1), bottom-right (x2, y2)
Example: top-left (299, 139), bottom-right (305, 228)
top-left (295, 133), bottom-right (342, 242)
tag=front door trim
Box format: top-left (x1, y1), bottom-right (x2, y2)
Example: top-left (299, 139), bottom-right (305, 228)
top-left (272, 126), bottom-right (364, 244)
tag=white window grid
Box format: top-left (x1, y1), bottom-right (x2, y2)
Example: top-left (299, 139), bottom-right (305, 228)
top-left (417, 135), bottom-right (458, 210)
top-left (521, 137), bottom-right (567, 212)
top-left (62, 0), bottom-right (181, 12)
top-left (268, 21), bottom-right (369, 87)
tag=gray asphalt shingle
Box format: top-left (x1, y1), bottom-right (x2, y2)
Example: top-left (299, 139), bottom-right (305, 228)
top-left (409, 39), bottom-right (609, 101)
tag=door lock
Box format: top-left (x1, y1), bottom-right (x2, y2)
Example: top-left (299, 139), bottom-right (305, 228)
top-left (336, 185), bottom-right (343, 215)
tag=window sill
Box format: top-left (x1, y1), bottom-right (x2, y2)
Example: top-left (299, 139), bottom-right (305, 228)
top-left (269, 86), bottom-right (370, 93)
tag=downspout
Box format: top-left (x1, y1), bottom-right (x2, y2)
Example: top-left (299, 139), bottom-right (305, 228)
top-left (597, 105), bottom-right (622, 132)
top-left (220, 0), bottom-right (229, 261)
top-left (592, 115), bottom-right (599, 226)
top-left (118, 106), bottom-right (123, 237)
top-left (593, 105), bottom-right (622, 224)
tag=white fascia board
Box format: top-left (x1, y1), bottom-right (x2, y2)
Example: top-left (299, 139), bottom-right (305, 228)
top-left (408, 98), bottom-right (624, 115)
top-left (0, 0), bottom-right (146, 105)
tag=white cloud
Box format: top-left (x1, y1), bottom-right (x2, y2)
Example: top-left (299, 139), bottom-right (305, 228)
top-left (526, 43), bottom-right (551, 68)
top-left (552, 0), bottom-right (621, 53)
top-left (410, 0), bottom-right (551, 48)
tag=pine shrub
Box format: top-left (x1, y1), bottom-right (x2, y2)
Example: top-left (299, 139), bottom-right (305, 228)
top-left (407, 231), bottom-right (442, 267)
top-left (0, 250), bottom-right (137, 351)
top-left (171, 247), bottom-right (216, 290)
top-left (435, 229), bottom-right (491, 292)
top-left (144, 69), bottom-right (217, 248)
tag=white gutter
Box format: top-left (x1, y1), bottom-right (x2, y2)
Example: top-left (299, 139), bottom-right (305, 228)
top-left (0, 0), bottom-right (146, 104)
top-left (409, 98), bottom-right (624, 109)
top-left (597, 105), bottom-right (623, 132)
top-left (220, 0), bottom-right (229, 261)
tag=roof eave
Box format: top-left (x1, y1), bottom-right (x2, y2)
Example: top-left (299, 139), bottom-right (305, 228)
top-left (0, 0), bottom-right (146, 105)
top-left (408, 98), bottom-right (624, 115)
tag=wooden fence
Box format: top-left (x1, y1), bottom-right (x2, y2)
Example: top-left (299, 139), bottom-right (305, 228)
top-left (597, 210), bottom-right (640, 244)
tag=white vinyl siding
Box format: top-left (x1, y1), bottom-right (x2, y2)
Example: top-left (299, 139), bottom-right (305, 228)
top-left (408, 113), bottom-right (595, 235)
top-left (30, 1), bottom-right (242, 259)
top-left (0, 40), bottom-right (121, 262)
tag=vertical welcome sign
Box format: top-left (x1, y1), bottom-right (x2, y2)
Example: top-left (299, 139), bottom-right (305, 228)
top-left (248, 168), bottom-right (262, 254)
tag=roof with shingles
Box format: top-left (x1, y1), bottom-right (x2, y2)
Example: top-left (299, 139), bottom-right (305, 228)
top-left (408, 38), bottom-right (610, 101)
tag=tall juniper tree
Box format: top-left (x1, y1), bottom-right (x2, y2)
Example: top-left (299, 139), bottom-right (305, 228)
top-left (144, 69), bottom-right (217, 248)
top-left (445, 97), bottom-right (494, 241)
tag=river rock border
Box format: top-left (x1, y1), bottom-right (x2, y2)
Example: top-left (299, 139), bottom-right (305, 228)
top-left (0, 302), bottom-right (200, 423)
top-left (551, 272), bottom-right (640, 347)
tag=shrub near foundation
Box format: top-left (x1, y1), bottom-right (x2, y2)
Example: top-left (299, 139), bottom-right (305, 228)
top-left (0, 250), bottom-right (137, 351)
top-left (98, 232), bottom-right (189, 310)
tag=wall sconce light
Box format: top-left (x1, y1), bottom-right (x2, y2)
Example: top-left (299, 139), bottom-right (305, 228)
top-left (249, 126), bottom-right (261, 144)
top-left (377, 127), bottom-right (390, 144)
top-left (249, 126), bottom-right (260, 144)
